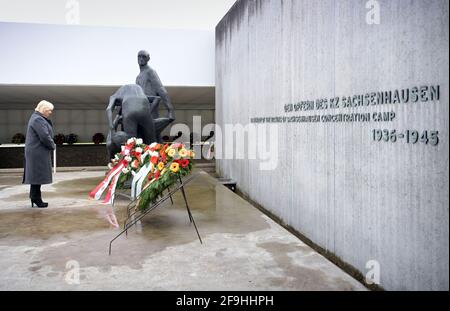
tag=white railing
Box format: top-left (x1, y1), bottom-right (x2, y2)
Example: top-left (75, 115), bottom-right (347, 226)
top-left (54, 148), bottom-right (57, 174)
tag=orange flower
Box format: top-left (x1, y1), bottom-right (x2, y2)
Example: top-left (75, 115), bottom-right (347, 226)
top-left (151, 155), bottom-right (159, 164)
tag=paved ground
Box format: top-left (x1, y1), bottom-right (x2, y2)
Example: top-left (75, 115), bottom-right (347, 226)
top-left (0, 169), bottom-right (367, 290)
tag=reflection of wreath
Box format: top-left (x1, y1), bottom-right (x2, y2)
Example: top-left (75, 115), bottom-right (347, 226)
top-left (54, 133), bottom-right (65, 145)
top-left (66, 133), bottom-right (78, 145)
top-left (92, 133), bottom-right (105, 144)
top-left (11, 133), bottom-right (25, 144)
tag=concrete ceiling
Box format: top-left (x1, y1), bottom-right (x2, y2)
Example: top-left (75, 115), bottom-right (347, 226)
top-left (0, 84), bottom-right (215, 110)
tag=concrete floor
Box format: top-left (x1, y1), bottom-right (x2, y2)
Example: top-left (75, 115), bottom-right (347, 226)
top-left (0, 169), bottom-right (367, 290)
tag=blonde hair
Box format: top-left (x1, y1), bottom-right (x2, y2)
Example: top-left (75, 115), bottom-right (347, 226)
top-left (35, 100), bottom-right (54, 113)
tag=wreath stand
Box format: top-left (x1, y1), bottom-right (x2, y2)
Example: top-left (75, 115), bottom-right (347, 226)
top-left (108, 173), bottom-right (202, 255)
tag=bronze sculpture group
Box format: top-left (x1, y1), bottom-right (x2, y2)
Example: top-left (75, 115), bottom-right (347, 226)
top-left (106, 50), bottom-right (175, 159)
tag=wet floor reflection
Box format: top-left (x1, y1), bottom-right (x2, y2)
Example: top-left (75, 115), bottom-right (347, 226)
top-left (0, 171), bottom-right (269, 271)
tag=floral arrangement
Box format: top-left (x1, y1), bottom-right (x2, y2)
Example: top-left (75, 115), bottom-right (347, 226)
top-left (92, 132), bottom-right (105, 144)
top-left (137, 141), bottom-right (194, 210)
top-left (90, 137), bottom-right (194, 211)
top-left (54, 133), bottom-right (66, 145)
top-left (65, 133), bottom-right (78, 145)
top-left (11, 133), bottom-right (25, 144)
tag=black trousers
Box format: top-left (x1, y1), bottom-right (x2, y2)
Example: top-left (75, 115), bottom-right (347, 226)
top-left (30, 185), bottom-right (42, 200)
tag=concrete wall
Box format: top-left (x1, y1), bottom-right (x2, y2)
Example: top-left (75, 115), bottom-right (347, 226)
top-left (0, 109), bottom-right (107, 144)
top-left (0, 108), bottom-right (214, 144)
top-left (216, 0), bottom-right (449, 290)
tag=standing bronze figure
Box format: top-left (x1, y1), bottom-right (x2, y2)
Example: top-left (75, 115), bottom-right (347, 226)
top-left (106, 51), bottom-right (175, 159)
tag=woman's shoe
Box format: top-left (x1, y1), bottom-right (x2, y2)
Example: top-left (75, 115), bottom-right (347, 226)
top-left (31, 199), bottom-right (48, 208)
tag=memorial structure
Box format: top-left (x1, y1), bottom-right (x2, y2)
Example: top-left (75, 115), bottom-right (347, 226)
top-left (216, 0), bottom-right (449, 290)
top-left (106, 51), bottom-right (176, 158)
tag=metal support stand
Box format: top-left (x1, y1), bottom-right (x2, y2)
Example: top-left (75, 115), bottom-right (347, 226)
top-left (179, 176), bottom-right (202, 243)
top-left (109, 173), bottom-right (202, 255)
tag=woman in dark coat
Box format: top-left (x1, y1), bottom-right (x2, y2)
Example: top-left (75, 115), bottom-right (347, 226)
top-left (23, 100), bottom-right (56, 208)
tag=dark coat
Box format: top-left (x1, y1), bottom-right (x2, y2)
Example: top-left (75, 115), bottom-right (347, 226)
top-left (23, 111), bottom-right (55, 185)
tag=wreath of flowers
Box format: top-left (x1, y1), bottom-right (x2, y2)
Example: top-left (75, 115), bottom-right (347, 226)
top-left (109, 138), bottom-right (152, 188)
top-left (92, 132), bottom-right (105, 144)
top-left (54, 133), bottom-right (66, 145)
top-left (11, 133), bottom-right (25, 144)
top-left (137, 141), bottom-right (194, 210)
top-left (66, 133), bottom-right (78, 145)
top-left (91, 137), bottom-right (194, 211)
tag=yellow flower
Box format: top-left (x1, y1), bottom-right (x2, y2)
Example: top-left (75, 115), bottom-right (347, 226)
top-left (157, 162), bottom-right (165, 171)
top-left (170, 162), bottom-right (180, 173)
top-left (167, 148), bottom-right (176, 157)
top-left (179, 148), bottom-right (188, 157)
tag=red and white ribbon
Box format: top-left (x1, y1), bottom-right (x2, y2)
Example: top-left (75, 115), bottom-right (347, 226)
top-left (89, 161), bottom-right (125, 200)
top-left (102, 168), bottom-right (123, 205)
top-left (89, 145), bottom-right (133, 203)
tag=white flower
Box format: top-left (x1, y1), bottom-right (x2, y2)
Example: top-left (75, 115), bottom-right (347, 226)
top-left (114, 154), bottom-right (119, 160)
top-left (149, 142), bottom-right (157, 149)
top-left (127, 138), bottom-right (135, 145)
top-left (124, 156), bottom-right (132, 162)
top-left (108, 163), bottom-right (113, 169)
top-left (122, 168), bottom-right (129, 174)
top-left (135, 147), bottom-right (143, 153)
top-left (121, 146), bottom-right (126, 151)
top-left (136, 138), bottom-right (143, 145)
top-left (123, 149), bottom-right (130, 156)
top-left (151, 151), bottom-right (159, 158)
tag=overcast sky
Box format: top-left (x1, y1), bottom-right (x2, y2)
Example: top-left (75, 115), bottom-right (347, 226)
top-left (0, 0), bottom-right (236, 30)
